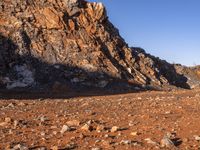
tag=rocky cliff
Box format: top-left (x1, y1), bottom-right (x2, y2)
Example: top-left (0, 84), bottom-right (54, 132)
top-left (0, 0), bottom-right (197, 91)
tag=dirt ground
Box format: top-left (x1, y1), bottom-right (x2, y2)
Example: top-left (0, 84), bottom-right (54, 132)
top-left (0, 89), bottom-right (200, 150)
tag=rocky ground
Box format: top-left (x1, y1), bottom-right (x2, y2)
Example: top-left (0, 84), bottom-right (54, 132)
top-left (1, 89), bottom-right (200, 150)
top-left (1, 1), bottom-right (200, 149)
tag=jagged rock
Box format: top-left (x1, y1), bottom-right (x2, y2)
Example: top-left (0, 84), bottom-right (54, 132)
top-left (81, 124), bottom-right (93, 131)
top-left (60, 125), bottom-right (72, 134)
top-left (174, 65), bottom-right (200, 88)
top-left (0, 0), bottom-right (199, 91)
top-left (160, 135), bottom-right (176, 148)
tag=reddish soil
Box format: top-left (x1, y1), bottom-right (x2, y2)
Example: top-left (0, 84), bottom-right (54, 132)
top-left (1, 89), bottom-right (200, 150)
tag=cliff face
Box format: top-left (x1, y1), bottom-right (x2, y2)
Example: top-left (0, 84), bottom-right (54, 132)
top-left (174, 65), bottom-right (200, 89)
top-left (0, 0), bottom-right (194, 90)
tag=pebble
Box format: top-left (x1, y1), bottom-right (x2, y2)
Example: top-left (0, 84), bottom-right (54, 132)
top-left (7, 103), bottom-right (15, 108)
top-left (40, 116), bottom-right (48, 122)
top-left (194, 135), bottom-right (200, 141)
top-left (81, 124), bottom-right (93, 131)
top-left (12, 144), bottom-right (29, 150)
top-left (96, 125), bottom-right (105, 132)
top-left (14, 120), bottom-right (18, 128)
top-left (51, 146), bottom-right (58, 150)
top-left (130, 131), bottom-right (138, 136)
top-left (41, 132), bottom-right (46, 136)
top-left (18, 102), bottom-right (26, 106)
top-left (79, 133), bottom-right (86, 139)
top-left (111, 126), bottom-right (120, 132)
top-left (91, 148), bottom-right (101, 150)
top-left (0, 122), bottom-right (7, 126)
top-left (120, 140), bottom-right (132, 145)
top-left (60, 125), bottom-right (71, 134)
top-left (183, 138), bottom-right (188, 142)
top-left (5, 117), bottom-right (12, 123)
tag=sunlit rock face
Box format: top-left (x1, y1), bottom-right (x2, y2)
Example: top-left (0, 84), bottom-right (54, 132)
top-left (0, 0), bottom-right (195, 90)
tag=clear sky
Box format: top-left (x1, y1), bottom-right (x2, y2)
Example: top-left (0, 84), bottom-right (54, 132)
top-left (88, 0), bottom-right (200, 66)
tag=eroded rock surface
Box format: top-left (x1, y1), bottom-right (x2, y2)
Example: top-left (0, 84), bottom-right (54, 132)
top-left (0, 0), bottom-right (198, 90)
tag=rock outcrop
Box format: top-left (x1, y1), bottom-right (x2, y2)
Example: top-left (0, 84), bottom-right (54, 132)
top-left (0, 0), bottom-right (198, 91)
top-left (174, 65), bottom-right (200, 89)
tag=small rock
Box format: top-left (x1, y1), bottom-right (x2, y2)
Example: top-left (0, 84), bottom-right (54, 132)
top-left (5, 117), bottom-right (12, 123)
top-left (79, 133), bottom-right (86, 139)
top-left (91, 148), bottom-right (101, 150)
top-left (101, 140), bottom-right (111, 147)
top-left (14, 120), bottom-right (18, 128)
top-left (36, 147), bottom-right (47, 150)
top-left (60, 125), bottom-right (71, 134)
top-left (81, 124), bottom-right (93, 131)
top-left (66, 120), bottom-right (80, 127)
top-left (41, 132), bottom-right (45, 136)
top-left (145, 138), bottom-right (158, 145)
top-left (12, 144), bottom-right (29, 150)
top-left (18, 102), bottom-right (26, 106)
top-left (130, 131), bottom-right (138, 136)
top-left (39, 116), bottom-right (49, 123)
top-left (165, 111), bottom-right (171, 114)
top-left (182, 138), bottom-right (188, 142)
top-left (51, 146), bottom-right (58, 150)
top-left (86, 120), bottom-right (93, 125)
top-left (104, 134), bottom-right (109, 138)
top-left (120, 140), bottom-right (132, 145)
top-left (95, 140), bottom-right (101, 143)
top-left (96, 125), bottom-right (105, 132)
top-left (194, 135), bottom-right (200, 141)
top-left (7, 103), bottom-right (15, 108)
top-left (53, 131), bottom-right (57, 135)
top-left (0, 122), bottom-right (7, 126)
top-left (160, 136), bottom-right (175, 148)
top-left (111, 126), bottom-right (120, 132)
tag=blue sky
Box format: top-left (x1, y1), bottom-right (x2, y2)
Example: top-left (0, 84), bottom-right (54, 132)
top-left (88, 0), bottom-right (200, 66)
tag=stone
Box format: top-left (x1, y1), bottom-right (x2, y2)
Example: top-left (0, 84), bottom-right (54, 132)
top-left (91, 148), bottom-right (101, 150)
top-left (79, 133), bottom-right (86, 139)
top-left (51, 146), bottom-right (58, 150)
top-left (7, 103), bottom-right (15, 108)
top-left (5, 117), bottom-right (12, 123)
top-left (130, 131), bottom-right (138, 136)
top-left (12, 144), bottom-right (29, 150)
top-left (0, 122), bottom-right (7, 127)
top-left (110, 126), bottom-right (120, 132)
top-left (81, 124), bottom-right (93, 132)
top-left (13, 120), bottom-right (19, 128)
top-left (66, 120), bottom-right (80, 127)
top-left (96, 125), bottom-right (105, 132)
top-left (160, 136), bottom-right (175, 148)
top-left (60, 125), bottom-right (71, 134)
top-left (194, 135), bottom-right (200, 141)
top-left (39, 116), bottom-right (48, 122)
top-left (120, 140), bottom-right (132, 145)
